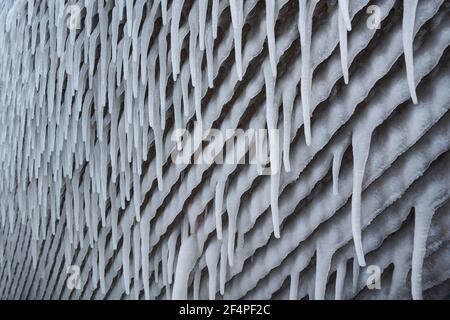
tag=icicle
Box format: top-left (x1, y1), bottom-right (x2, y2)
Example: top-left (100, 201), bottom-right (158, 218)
top-left (159, 25), bottom-right (168, 130)
top-left (154, 253), bottom-right (160, 284)
top-left (99, 1), bottom-right (108, 106)
top-left (133, 170), bottom-right (141, 222)
top-left (167, 228), bottom-right (180, 284)
top-left (338, 0), bottom-right (350, 84)
top-left (403, 0), bottom-right (418, 104)
top-left (206, 240), bottom-right (220, 300)
top-left (189, 7), bottom-right (199, 87)
top-left (352, 257), bottom-right (360, 293)
top-left (84, 179), bottom-right (93, 248)
top-left (165, 277), bottom-right (172, 300)
top-left (226, 199), bottom-right (238, 266)
top-left (72, 174), bottom-right (80, 233)
top-left (388, 262), bottom-right (409, 299)
top-left (351, 132), bottom-right (372, 267)
top-left (140, 219), bottom-right (151, 300)
top-left (162, 244), bottom-right (169, 297)
top-left (155, 134), bottom-right (164, 191)
top-left (98, 235), bottom-right (106, 294)
top-left (152, 82), bottom-right (164, 191)
top-left (191, 36), bottom-right (204, 126)
top-left (91, 245), bottom-right (98, 289)
top-left (335, 260), bottom-right (347, 300)
top-left (212, 0), bottom-right (219, 39)
top-left (230, 0), bottom-right (244, 80)
top-left (289, 272), bottom-right (299, 300)
top-left (338, 0), bottom-right (352, 32)
top-left (199, 0), bottom-right (208, 51)
top-left (110, 182), bottom-right (119, 250)
top-left (148, 56), bottom-right (156, 127)
top-left (181, 216), bottom-right (190, 241)
top-left (170, 0), bottom-right (184, 80)
top-left (91, 193), bottom-right (99, 243)
top-left (173, 79), bottom-right (183, 130)
top-left (65, 190), bottom-right (74, 244)
top-left (265, 0), bottom-right (277, 77)
top-left (264, 64), bottom-right (280, 239)
top-left (112, 8), bottom-right (119, 63)
top-left (219, 236), bottom-right (228, 295)
top-left (132, 1), bottom-right (145, 64)
top-left (215, 179), bottom-right (225, 240)
top-left (133, 225), bottom-right (141, 299)
top-left (122, 225), bottom-right (131, 295)
top-left (181, 65), bottom-right (191, 118)
top-left (411, 205), bottom-right (434, 300)
top-left (205, 28), bottom-right (215, 88)
top-left (314, 244), bottom-right (333, 300)
top-left (332, 137), bottom-right (349, 196)
top-left (282, 90), bottom-right (295, 172)
top-left (172, 235), bottom-right (198, 299)
top-left (298, 0), bottom-right (318, 146)
top-left (193, 267), bottom-right (201, 300)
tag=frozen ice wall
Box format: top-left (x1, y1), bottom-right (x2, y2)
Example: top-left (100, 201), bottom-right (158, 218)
top-left (0, 0), bottom-right (450, 300)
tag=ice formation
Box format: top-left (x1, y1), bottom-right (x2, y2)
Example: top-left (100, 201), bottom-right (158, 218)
top-left (0, 0), bottom-right (450, 301)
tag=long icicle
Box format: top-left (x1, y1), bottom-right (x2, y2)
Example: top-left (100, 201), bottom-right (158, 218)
top-left (411, 205), bottom-right (435, 300)
top-left (206, 240), bottom-right (220, 300)
top-left (338, 0), bottom-right (351, 84)
top-left (133, 224), bottom-right (141, 299)
top-left (159, 24), bottom-right (168, 130)
top-left (230, 0), bottom-right (244, 80)
top-left (172, 235), bottom-right (198, 299)
top-left (298, 0), bottom-right (318, 146)
top-left (352, 256), bottom-right (360, 293)
top-left (403, 0), bottom-right (418, 104)
top-left (170, 0), bottom-right (184, 80)
top-left (335, 260), bottom-right (347, 300)
top-left (226, 197), bottom-right (238, 266)
top-left (140, 218), bottom-right (151, 300)
top-left (219, 234), bottom-right (228, 295)
top-left (264, 64), bottom-right (281, 239)
top-left (212, 0), bottom-right (220, 39)
top-left (332, 135), bottom-right (350, 196)
top-left (167, 228), bottom-right (180, 285)
top-left (199, 0), bottom-right (208, 51)
top-left (314, 243), bottom-right (333, 300)
top-left (266, 0), bottom-right (277, 77)
top-left (193, 267), bottom-right (201, 299)
top-left (351, 132), bottom-right (372, 267)
top-left (122, 224), bottom-right (131, 295)
top-left (289, 271), bottom-right (299, 300)
top-left (338, 0), bottom-right (352, 32)
top-left (205, 28), bottom-right (215, 88)
top-left (215, 179), bottom-right (226, 240)
top-left (282, 90), bottom-right (295, 172)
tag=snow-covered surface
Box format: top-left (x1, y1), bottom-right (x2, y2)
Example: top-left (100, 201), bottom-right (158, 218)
top-left (0, 0), bottom-right (449, 300)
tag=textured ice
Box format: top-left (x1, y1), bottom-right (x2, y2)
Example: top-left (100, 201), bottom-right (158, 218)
top-left (0, 0), bottom-right (449, 301)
